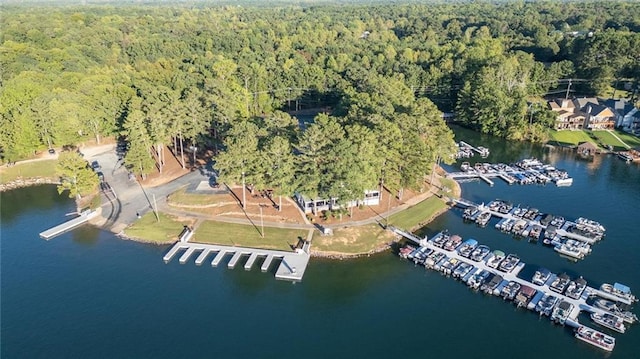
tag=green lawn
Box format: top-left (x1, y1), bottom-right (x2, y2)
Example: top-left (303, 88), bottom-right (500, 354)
top-left (388, 196), bottom-right (448, 231)
top-left (312, 223), bottom-right (395, 254)
top-left (591, 131), bottom-right (630, 151)
top-left (124, 212), bottom-right (191, 244)
top-left (548, 129), bottom-right (640, 150)
top-left (610, 130), bottom-right (640, 148)
top-left (192, 220), bottom-right (306, 251)
top-left (547, 130), bottom-right (595, 147)
top-left (0, 160), bottom-right (57, 184)
top-left (167, 187), bottom-right (232, 206)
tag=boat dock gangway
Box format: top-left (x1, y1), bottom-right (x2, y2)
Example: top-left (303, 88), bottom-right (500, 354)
top-left (459, 141), bottom-right (490, 157)
top-left (39, 210), bottom-right (98, 240)
top-left (392, 227), bottom-right (627, 328)
top-left (163, 242), bottom-right (311, 281)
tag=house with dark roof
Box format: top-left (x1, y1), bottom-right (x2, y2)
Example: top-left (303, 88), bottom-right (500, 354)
top-left (548, 97), bottom-right (616, 130)
top-left (602, 99), bottom-right (639, 130)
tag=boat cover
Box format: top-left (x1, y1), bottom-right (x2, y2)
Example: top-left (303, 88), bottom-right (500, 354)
top-left (614, 283), bottom-right (631, 294)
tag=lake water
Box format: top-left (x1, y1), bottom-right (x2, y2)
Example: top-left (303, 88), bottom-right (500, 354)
top-left (2, 126), bottom-right (638, 358)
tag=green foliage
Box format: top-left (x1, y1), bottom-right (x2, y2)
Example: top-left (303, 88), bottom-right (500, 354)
top-left (55, 151), bottom-right (99, 199)
top-left (2, 1), bottom-right (639, 192)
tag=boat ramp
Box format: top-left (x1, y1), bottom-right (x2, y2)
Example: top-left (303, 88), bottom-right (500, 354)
top-left (39, 210), bottom-right (98, 240)
top-left (163, 241), bottom-right (311, 282)
top-left (451, 198), bottom-right (606, 261)
top-left (447, 158), bottom-right (573, 187)
top-left (391, 227), bottom-right (637, 352)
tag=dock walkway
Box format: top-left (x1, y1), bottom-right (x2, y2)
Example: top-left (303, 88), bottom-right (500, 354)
top-left (39, 210), bottom-right (98, 240)
top-left (163, 242), bottom-right (310, 281)
top-left (449, 198), bottom-right (598, 245)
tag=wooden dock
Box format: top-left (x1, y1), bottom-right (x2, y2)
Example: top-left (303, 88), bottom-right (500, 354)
top-left (39, 210), bottom-right (98, 240)
top-left (163, 242), bottom-right (310, 281)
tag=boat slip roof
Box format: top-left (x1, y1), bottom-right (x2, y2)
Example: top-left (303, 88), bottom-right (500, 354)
top-left (614, 283), bottom-right (631, 293)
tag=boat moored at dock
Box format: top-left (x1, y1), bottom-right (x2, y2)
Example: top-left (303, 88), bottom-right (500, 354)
top-left (532, 268), bottom-right (551, 286)
top-left (600, 283), bottom-right (638, 303)
top-left (574, 326), bottom-right (615, 352)
top-left (592, 299), bottom-right (638, 324)
top-left (550, 273), bottom-right (571, 294)
top-left (590, 312), bottom-right (626, 333)
top-left (498, 254), bottom-right (520, 273)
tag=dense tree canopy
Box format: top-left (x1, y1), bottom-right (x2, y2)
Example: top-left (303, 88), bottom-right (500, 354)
top-left (1, 1), bottom-right (639, 201)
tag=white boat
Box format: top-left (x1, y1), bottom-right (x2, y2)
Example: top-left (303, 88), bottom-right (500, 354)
top-left (532, 268), bottom-right (551, 286)
top-left (551, 300), bottom-right (573, 324)
top-left (487, 250), bottom-right (505, 269)
top-left (554, 243), bottom-right (584, 260)
top-left (498, 254), bottom-right (520, 273)
top-left (593, 299), bottom-right (639, 324)
top-left (574, 326), bottom-right (615, 352)
top-left (591, 312), bottom-right (626, 333)
top-left (555, 177), bottom-right (573, 186)
top-left (600, 283), bottom-right (638, 303)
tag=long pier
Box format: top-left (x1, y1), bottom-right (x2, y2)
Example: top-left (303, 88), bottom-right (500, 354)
top-left (391, 227), bottom-right (634, 345)
top-left (163, 242), bottom-right (311, 281)
top-left (39, 210), bottom-right (98, 240)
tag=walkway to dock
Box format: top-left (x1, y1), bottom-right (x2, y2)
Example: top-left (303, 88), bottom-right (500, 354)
top-left (39, 210), bottom-right (98, 240)
top-left (390, 227), bottom-right (622, 323)
top-left (448, 198), bottom-right (599, 244)
top-left (163, 242), bottom-right (311, 281)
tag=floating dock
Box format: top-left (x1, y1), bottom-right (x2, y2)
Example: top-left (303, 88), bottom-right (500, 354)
top-left (39, 210), bottom-right (98, 240)
top-left (451, 198), bottom-right (602, 245)
top-left (447, 158), bottom-right (572, 186)
top-left (392, 228), bottom-right (635, 351)
top-left (163, 242), bottom-right (310, 281)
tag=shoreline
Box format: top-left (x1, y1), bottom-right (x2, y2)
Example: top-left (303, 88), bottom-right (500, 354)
top-left (9, 169), bottom-right (462, 260)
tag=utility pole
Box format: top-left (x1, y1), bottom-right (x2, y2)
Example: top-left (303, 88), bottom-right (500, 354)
top-left (242, 171), bottom-right (246, 210)
top-left (152, 194), bottom-right (159, 222)
top-left (565, 78), bottom-right (572, 99)
top-left (386, 191), bottom-right (391, 227)
top-left (260, 205), bottom-right (264, 238)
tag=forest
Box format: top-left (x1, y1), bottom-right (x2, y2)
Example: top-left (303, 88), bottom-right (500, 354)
top-left (1, 1), bottom-right (639, 202)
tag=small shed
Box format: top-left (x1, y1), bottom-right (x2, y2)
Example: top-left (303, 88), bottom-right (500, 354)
top-left (577, 141), bottom-right (598, 156)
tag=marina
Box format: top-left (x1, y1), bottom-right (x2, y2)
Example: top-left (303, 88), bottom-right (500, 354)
top-left (448, 158), bottom-right (573, 186)
top-left (163, 241), bottom-right (311, 281)
top-left (390, 227), bottom-right (637, 352)
top-left (454, 141), bottom-right (490, 159)
top-left (455, 198), bottom-right (606, 260)
top-left (39, 210), bottom-right (98, 240)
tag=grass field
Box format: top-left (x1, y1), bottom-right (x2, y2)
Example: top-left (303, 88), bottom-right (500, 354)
top-left (0, 160), bottom-right (57, 184)
top-left (312, 223), bottom-right (395, 254)
top-left (591, 131), bottom-right (630, 151)
top-left (608, 130), bottom-right (640, 148)
top-left (192, 220), bottom-right (306, 251)
top-left (547, 130), bottom-right (595, 146)
top-left (124, 212), bottom-right (192, 244)
top-left (548, 129), bottom-right (640, 150)
top-left (167, 187), bottom-right (232, 206)
top-left (388, 196), bottom-right (448, 231)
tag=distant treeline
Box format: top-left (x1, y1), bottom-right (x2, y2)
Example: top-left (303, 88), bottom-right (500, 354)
top-left (1, 1), bottom-right (638, 201)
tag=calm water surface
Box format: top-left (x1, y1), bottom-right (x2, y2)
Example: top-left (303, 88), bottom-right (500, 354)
top-left (2, 127), bottom-right (638, 358)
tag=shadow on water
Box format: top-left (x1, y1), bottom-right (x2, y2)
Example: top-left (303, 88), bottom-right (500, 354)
top-left (0, 185), bottom-right (69, 224)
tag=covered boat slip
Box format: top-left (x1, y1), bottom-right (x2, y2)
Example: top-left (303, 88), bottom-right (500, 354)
top-left (392, 228), bottom-right (632, 335)
top-left (450, 198), bottom-right (602, 245)
top-left (163, 242), bottom-right (310, 281)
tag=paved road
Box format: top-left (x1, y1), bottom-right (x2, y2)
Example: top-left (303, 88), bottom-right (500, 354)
top-left (86, 144), bottom-right (452, 235)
